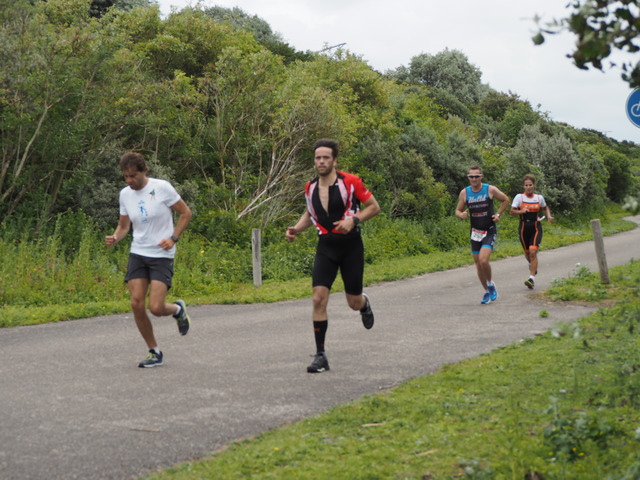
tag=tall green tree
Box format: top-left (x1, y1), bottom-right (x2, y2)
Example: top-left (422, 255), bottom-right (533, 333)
top-left (202, 6), bottom-right (313, 64)
top-left (390, 49), bottom-right (483, 105)
top-left (576, 143), bottom-right (609, 212)
top-left (479, 90), bottom-right (525, 122)
top-left (202, 6), bottom-right (280, 44)
top-left (499, 103), bottom-right (541, 146)
top-left (140, 8), bottom-right (256, 79)
top-left (596, 144), bottom-right (635, 202)
top-left (0, 0), bottom-right (205, 229)
top-left (0, 0), bottom-right (117, 225)
top-left (508, 125), bottom-right (591, 213)
top-left (354, 131), bottom-right (449, 222)
top-left (195, 47), bottom-right (358, 225)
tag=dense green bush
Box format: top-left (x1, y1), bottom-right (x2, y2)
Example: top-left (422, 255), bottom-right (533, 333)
top-left (262, 231), bottom-right (316, 281)
top-left (190, 209), bottom-right (254, 247)
top-left (423, 215), bottom-right (469, 251)
top-left (0, 219), bottom-right (128, 307)
top-left (361, 215), bottom-right (433, 262)
top-left (172, 235), bottom-right (253, 293)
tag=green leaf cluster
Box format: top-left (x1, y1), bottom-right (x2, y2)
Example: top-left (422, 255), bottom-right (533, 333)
top-left (533, 0), bottom-right (640, 88)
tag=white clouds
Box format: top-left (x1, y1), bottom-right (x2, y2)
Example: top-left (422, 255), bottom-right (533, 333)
top-left (155, 0), bottom-right (639, 142)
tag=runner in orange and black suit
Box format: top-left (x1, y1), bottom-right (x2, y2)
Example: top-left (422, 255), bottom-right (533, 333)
top-left (509, 174), bottom-right (554, 289)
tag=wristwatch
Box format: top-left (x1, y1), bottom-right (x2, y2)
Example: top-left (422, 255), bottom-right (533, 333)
top-left (352, 217), bottom-right (361, 226)
top-left (170, 235), bottom-right (180, 243)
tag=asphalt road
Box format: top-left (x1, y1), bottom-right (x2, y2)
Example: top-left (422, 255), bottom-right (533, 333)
top-left (1, 217), bottom-right (638, 480)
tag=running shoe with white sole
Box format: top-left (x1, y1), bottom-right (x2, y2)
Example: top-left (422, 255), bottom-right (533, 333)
top-left (307, 352), bottom-right (330, 373)
top-left (138, 350), bottom-right (163, 368)
top-left (360, 292), bottom-right (374, 329)
top-left (173, 300), bottom-right (190, 336)
top-left (481, 291), bottom-right (491, 304)
top-left (488, 283), bottom-right (498, 302)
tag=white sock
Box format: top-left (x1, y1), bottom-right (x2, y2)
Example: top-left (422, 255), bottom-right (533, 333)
top-left (174, 304), bottom-right (182, 316)
top-left (152, 347), bottom-right (161, 354)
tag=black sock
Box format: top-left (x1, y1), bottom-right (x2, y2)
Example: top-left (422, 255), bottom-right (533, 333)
top-left (313, 320), bottom-right (328, 353)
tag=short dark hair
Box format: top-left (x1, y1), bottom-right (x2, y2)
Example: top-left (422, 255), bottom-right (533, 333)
top-left (119, 152), bottom-right (147, 172)
top-left (468, 165), bottom-right (483, 174)
top-left (523, 174), bottom-right (536, 185)
top-left (314, 139), bottom-right (339, 158)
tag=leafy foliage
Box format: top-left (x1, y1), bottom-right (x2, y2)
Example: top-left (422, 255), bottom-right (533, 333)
top-left (506, 124), bottom-right (591, 213)
top-left (390, 48), bottom-right (483, 104)
top-left (597, 144), bottom-right (636, 202)
top-left (352, 132), bottom-right (450, 221)
top-left (478, 89), bottom-right (524, 122)
top-left (201, 5), bottom-right (313, 64)
top-left (0, 0), bottom-right (637, 247)
top-left (533, 0), bottom-right (640, 88)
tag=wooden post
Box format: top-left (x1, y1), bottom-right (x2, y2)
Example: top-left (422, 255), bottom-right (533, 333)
top-left (252, 228), bottom-right (262, 287)
top-left (590, 219), bottom-right (610, 284)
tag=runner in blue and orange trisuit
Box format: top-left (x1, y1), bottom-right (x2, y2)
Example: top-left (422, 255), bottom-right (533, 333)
top-left (509, 174), bottom-right (554, 290)
top-left (286, 139), bottom-right (381, 373)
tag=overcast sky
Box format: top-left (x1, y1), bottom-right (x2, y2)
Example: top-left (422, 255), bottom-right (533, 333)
top-left (156, 0), bottom-right (639, 143)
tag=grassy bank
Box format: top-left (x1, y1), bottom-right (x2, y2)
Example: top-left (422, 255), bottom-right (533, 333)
top-left (141, 260), bottom-right (640, 480)
top-left (0, 209), bottom-right (635, 328)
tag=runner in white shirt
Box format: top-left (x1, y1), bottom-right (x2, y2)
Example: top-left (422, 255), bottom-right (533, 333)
top-left (105, 152), bottom-right (192, 368)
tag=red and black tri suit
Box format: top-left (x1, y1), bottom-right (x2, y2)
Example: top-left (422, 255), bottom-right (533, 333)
top-left (305, 171), bottom-right (372, 295)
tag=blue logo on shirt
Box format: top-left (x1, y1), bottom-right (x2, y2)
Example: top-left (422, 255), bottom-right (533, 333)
top-left (138, 200), bottom-right (149, 223)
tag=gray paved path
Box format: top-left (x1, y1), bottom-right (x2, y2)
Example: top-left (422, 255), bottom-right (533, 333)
top-left (1, 217), bottom-right (638, 480)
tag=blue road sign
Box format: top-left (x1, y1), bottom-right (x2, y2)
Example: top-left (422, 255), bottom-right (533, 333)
top-left (626, 89), bottom-right (640, 128)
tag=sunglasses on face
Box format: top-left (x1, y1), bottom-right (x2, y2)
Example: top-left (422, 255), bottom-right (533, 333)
top-left (467, 175), bottom-right (482, 179)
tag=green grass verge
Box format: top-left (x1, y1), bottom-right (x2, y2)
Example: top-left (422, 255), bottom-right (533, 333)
top-left (142, 261), bottom-right (640, 480)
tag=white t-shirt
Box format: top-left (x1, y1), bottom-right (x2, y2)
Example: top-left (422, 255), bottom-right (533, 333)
top-left (119, 178), bottom-right (181, 259)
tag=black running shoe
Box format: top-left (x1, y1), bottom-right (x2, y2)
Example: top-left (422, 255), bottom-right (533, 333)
top-left (524, 278), bottom-right (535, 289)
top-left (139, 350), bottom-right (163, 368)
top-left (360, 292), bottom-right (374, 329)
top-left (307, 352), bottom-right (330, 373)
top-left (173, 300), bottom-right (190, 336)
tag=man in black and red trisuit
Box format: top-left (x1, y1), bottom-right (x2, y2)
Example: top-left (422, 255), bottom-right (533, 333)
top-left (286, 139), bottom-right (381, 373)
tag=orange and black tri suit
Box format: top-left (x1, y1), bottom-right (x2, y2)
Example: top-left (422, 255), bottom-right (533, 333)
top-left (512, 193), bottom-right (546, 252)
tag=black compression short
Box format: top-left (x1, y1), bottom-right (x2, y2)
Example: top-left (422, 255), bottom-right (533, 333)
top-left (312, 233), bottom-right (364, 295)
